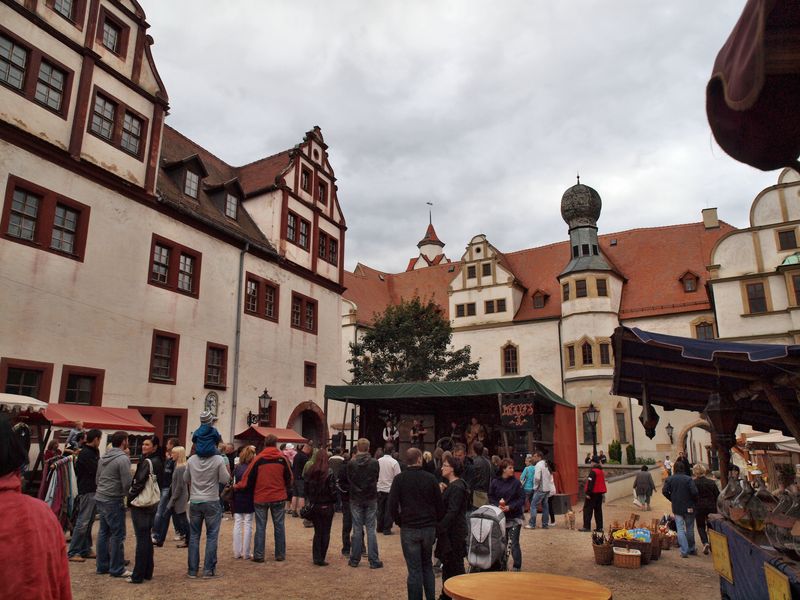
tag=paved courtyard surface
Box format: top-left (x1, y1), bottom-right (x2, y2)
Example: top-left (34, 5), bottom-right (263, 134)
top-left (69, 484), bottom-right (720, 600)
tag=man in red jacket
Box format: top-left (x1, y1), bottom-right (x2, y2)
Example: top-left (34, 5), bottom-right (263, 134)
top-left (235, 434), bottom-right (293, 562)
top-left (578, 457), bottom-right (607, 532)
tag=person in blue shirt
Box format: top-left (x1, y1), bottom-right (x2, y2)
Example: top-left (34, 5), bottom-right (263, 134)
top-left (520, 455), bottom-right (536, 529)
top-left (192, 411), bottom-right (222, 458)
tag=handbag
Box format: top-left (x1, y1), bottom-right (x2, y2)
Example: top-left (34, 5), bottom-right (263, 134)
top-left (299, 502), bottom-right (315, 519)
top-left (131, 459), bottom-right (161, 508)
top-left (220, 479), bottom-right (234, 503)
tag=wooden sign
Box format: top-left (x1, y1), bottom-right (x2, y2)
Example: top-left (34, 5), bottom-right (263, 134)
top-left (708, 529), bottom-right (734, 584)
top-left (764, 563), bottom-right (791, 600)
top-left (499, 393), bottom-right (535, 430)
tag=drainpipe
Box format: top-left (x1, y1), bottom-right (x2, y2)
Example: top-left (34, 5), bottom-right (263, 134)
top-left (628, 397), bottom-right (636, 463)
top-left (230, 241), bottom-right (249, 442)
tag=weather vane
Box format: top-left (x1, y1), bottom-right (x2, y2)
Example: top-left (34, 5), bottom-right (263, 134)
top-left (577, 171), bottom-right (580, 185)
top-left (426, 201), bottom-right (433, 225)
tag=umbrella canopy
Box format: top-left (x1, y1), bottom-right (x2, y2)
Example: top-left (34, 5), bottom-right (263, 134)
top-left (0, 393), bottom-right (49, 414)
top-left (234, 426), bottom-right (308, 444)
top-left (44, 404), bottom-right (155, 432)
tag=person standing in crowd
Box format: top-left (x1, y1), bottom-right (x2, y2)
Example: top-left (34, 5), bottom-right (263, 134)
top-left (290, 444), bottom-right (309, 518)
top-left (377, 442), bottom-right (401, 535)
top-left (489, 458), bottom-right (524, 571)
top-left (306, 448), bottom-right (338, 566)
top-left (65, 420), bottom-right (85, 449)
top-left (519, 456), bottom-right (535, 526)
top-left (95, 431), bottom-right (133, 578)
top-left (663, 461), bottom-right (699, 558)
top-left (382, 419), bottom-right (400, 447)
top-left (584, 453), bottom-right (593, 464)
top-left (44, 439), bottom-right (62, 463)
top-left (452, 445), bottom-right (476, 510)
top-left (663, 455), bottom-right (673, 476)
top-left (282, 443), bottom-right (297, 513)
top-left (346, 438), bottom-right (382, 569)
top-left (167, 446), bottom-right (190, 548)
top-left (546, 459), bottom-right (559, 526)
top-left (410, 419), bottom-right (426, 450)
top-left (152, 437), bottom-right (178, 546)
top-left (388, 447), bottom-right (444, 600)
top-left (67, 428), bottom-right (101, 562)
top-left (232, 445), bottom-right (256, 559)
top-left (436, 455), bottom-right (469, 600)
top-left (675, 451), bottom-right (692, 476)
top-left (470, 442), bottom-right (492, 510)
top-left (329, 446), bottom-right (345, 512)
top-left (337, 450), bottom-right (356, 557)
top-left (224, 443), bottom-right (237, 472)
top-left (235, 434), bottom-right (292, 563)
top-left (579, 457), bottom-right (607, 533)
top-left (633, 465), bottom-right (656, 511)
top-left (127, 436), bottom-right (163, 584)
top-left (598, 450), bottom-right (608, 464)
top-left (0, 415), bottom-right (72, 599)
top-left (692, 464), bottom-right (719, 555)
top-left (184, 438), bottom-right (230, 578)
top-left (530, 451), bottom-right (554, 529)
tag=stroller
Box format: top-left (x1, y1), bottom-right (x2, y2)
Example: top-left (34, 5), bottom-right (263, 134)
top-left (466, 505), bottom-right (511, 572)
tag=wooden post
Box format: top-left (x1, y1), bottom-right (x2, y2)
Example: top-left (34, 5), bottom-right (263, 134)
top-left (703, 391), bottom-right (739, 488)
top-left (498, 393), bottom-right (511, 460)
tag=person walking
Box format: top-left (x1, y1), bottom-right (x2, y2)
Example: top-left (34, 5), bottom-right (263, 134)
top-left (234, 434), bottom-right (293, 563)
top-left (692, 464), bottom-right (719, 555)
top-left (579, 458), bottom-right (607, 533)
top-left (377, 442), bottom-right (401, 535)
top-left (127, 436), bottom-right (163, 584)
top-left (184, 441), bottom-right (230, 578)
top-left (167, 446), bottom-right (190, 548)
top-left (519, 456), bottom-right (535, 525)
top-left (388, 447), bottom-right (444, 600)
top-left (436, 455), bottom-right (469, 600)
top-left (489, 458), bottom-right (524, 571)
top-left (306, 449), bottom-right (338, 566)
top-left (232, 445), bottom-right (256, 559)
top-left (152, 437), bottom-right (178, 546)
top-left (329, 446), bottom-right (345, 512)
top-left (663, 461), bottom-right (699, 558)
top-left (337, 451), bottom-right (356, 556)
top-left (289, 444), bottom-right (310, 517)
top-left (346, 437), bottom-right (382, 569)
top-left (633, 465), bottom-right (656, 511)
top-left (94, 431), bottom-right (133, 578)
top-left (67, 428), bottom-right (101, 562)
top-left (529, 451), bottom-right (554, 529)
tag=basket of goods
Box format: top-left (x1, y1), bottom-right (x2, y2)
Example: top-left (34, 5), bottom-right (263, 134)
top-left (592, 531), bottom-right (613, 566)
top-left (611, 528), bottom-right (653, 564)
top-left (649, 532), bottom-right (662, 560)
top-left (613, 547), bottom-right (642, 569)
top-left (657, 523), bottom-right (675, 549)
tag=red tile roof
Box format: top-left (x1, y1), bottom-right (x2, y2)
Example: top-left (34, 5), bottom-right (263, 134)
top-left (344, 221), bottom-right (735, 324)
top-left (417, 223), bottom-right (444, 247)
top-left (238, 150), bottom-right (294, 194)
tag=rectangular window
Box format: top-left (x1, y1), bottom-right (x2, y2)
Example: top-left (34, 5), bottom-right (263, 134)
top-left (1, 358), bottom-right (54, 401)
top-left (291, 293), bottom-right (317, 334)
top-left (533, 293), bottom-right (545, 309)
top-left (615, 412), bottom-right (628, 444)
top-left (90, 93), bottom-right (115, 140)
top-left (2, 177), bottom-right (90, 261)
top-left (148, 235), bottom-right (202, 297)
top-left (120, 112), bottom-right (142, 156)
top-left (286, 211), bottom-right (311, 250)
top-left (88, 88), bottom-right (148, 158)
top-left (582, 342), bottom-right (593, 365)
top-left (184, 171), bottom-right (199, 198)
top-left (576, 279), bottom-right (587, 298)
top-left (163, 415), bottom-right (180, 438)
top-left (287, 212), bottom-right (297, 242)
top-left (329, 238), bottom-right (338, 265)
top-left (467, 265), bottom-right (476, 279)
top-left (317, 181), bottom-right (327, 204)
top-left (794, 274), bottom-right (800, 306)
top-left (466, 303), bottom-right (476, 317)
top-left (596, 278), bottom-right (607, 297)
top-left (599, 342), bottom-right (611, 365)
top-left (245, 279), bottom-right (258, 312)
top-left (300, 168), bottom-right (311, 192)
top-left (243, 273), bottom-right (279, 322)
top-left (746, 282), bottom-right (767, 314)
top-left (482, 262), bottom-right (491, 277)
top-left (150, 331), bottom-right (179, 384)
top-left (205, 343), bottom-right (227, 388)
top-left (65, 374), bottom-right (93, 404)
top-left (101, 19), bottom-right (121, 53)
top-left (299, 219), bottom-right (309, 249)
top-left (496, 298), bottom-right (506, 312)
top-left (224, 193), bottom-right (237, 219)
top-left (567, 345), bottom-right (575, 368)
top-left (34, 61), bottom-right (66, 111)
top-left (53, 0), bottom-right (75, 20)
top-left (264, 283), bottom-right (277, 319)
top-left (456, 304), bottom-right (465, 318)
top-left (582, 411), bottom-right (596, 445)
top-left (304, 362), bottom-right (316, 387)
top-left (779, 229), bottom-right (798, 251)
top-left (562, 282), bottom-right (570, 301)
top-left (0, 34), bottom-right (27, 90)
top-left (485, 300), bottom-right (495, 314)
top-left (503, 345), bottom-right (518, 375)
top-left (683, 276), bottom-right (697, 292)
top-left (318, 231), bottom-right (328, 259)
top-left (581, 243), bottom-right (590, 256)
top-left (695, 322), bottom-right (714, 340)
top-left (59, 365), bottom-right (104, 405)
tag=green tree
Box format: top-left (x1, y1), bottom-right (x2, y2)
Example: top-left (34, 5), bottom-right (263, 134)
top-left (348, 296), bottom-right (480, 384)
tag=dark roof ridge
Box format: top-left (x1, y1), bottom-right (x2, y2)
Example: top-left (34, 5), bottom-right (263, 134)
top-left (236, 148), bottom-right (293, 170)
top-left (162, 124), bottom-right (234, 169)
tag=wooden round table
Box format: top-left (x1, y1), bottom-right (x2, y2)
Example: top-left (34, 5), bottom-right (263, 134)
top-left (443, 572), bottom-right (613, 600)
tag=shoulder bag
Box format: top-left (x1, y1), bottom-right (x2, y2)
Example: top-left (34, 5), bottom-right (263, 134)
top-left (131, 459), bottom-right (161, 508)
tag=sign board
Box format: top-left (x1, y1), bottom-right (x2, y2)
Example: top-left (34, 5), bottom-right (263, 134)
top-left (764, 563), bottom-right (791, 600)
top-left (499, 393), bottom-right (535, 430)
top-left (708, 528), bottom-right (734, 584)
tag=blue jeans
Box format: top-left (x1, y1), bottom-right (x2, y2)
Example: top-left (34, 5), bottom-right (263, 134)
top-left (68, 492), bottom-right (96, 557)
top-left (400, 527), bottom-right (436, 600)
top-left (675, 513), bottom-right (696, 556)
top-left (95, 498), bottom-right (126, 576)
top-left (152, 487), bottom-right (171, 542)
top-left (188, 501), bottom-right (223, 576)
top-left (253, 502), bottom-right (286, 560)
top-left (530, 491), bottom-right (550, 528)
top-left (508, 523), bottom-right (522, 570)
top-left (350, 499), bottom-right (380, 566)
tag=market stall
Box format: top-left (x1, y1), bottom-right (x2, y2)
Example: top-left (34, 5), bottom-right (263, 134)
top-left (324, 376), bottom-right (578, 503)
top-left (234, 425), bottom-right (308, 451)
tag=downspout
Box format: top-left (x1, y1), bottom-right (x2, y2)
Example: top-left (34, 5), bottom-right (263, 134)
top-left (230, 241), bottom-right (250, 442)
top-left (628, 397), bottom-right (636, 463)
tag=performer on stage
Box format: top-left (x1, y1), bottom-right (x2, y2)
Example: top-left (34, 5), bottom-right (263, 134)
top-left (382, 418), bottom-right (399, 447)
top-left (409, 419), bottom-right (427, 450)
top-left (466, 416), bottom-right (487, 456)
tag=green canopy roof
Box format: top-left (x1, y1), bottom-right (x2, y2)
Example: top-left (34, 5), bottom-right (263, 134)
top-left (324, 376), bottom-right (571, 408)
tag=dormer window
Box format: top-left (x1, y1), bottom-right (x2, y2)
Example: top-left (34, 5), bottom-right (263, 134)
top-left (533, 292), bottom-right (546, 309)
top-left (581, 244), bottom-right (590, 255)
top-left (224, 193), bottom-right (238, 220)
top-left (680, 272), bottom-right (698, 293)
top-left (184, 171), bottom-right (199, 198)
top-left (572, 246), bottom-right (579, 258)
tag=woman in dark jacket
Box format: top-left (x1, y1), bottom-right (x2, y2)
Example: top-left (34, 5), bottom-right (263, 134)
top-left (489, 458), bottom-right (525, 571)
top-left (305, 450), bottom-right (337, 566)
top-left (692, 464), bottom-right (719, 554)
top-left (232, 445), bottom-right (256, 559)
top-left (127, 436), bottom-right (163, 584)
top-left (437, 455), bottom-right (469, 599)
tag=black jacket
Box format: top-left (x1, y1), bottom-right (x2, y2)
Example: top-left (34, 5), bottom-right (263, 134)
top-left (388, 466), bottom-right (444, 529)
top-left (128, 453), bottom-right (164, 507)
top-left (663, 473), bottom-right (698, 515)
top-left (75, 445), bottom-right (99, 495)
top-left (337, 459), bottom-right (351, 502)
top-left (306, 470), bottom-right (337, 505)
top-left (471, 455), bottom-right (492, 493)
top-left (159, 456), bottom-right (175, 490)
top-left (347, 453), bottom-right (379, 502)
top-left (436, 478), bottom-right (469, 560)
top-left (695, 476), bottom-right (719, 515)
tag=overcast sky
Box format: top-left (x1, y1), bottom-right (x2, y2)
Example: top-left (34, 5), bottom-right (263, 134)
top-left (141, 1), bottom-right (777, 273)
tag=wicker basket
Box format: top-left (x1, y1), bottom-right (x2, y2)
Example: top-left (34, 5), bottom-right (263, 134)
top-left (613, 547), bottom-right (642, 569)
top-left (612, 538), bottom-right (652, 565)
top-left (593, 543), bottom-right (614, 566)
top-left (661, 535), bottom-right (674, 550)
top-left (649, 534), bottom-right (662, 560)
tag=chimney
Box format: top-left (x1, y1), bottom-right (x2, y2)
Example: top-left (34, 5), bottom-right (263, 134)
top-left (702, 208), bottom-right (719, 229)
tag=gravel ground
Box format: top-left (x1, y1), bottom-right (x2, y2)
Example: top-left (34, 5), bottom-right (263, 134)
top-left (69, 485), bottom-right (720, 600)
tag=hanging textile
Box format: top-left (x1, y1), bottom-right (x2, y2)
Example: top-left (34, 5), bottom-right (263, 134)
top-left (39, 455), bottom-right (78, 529)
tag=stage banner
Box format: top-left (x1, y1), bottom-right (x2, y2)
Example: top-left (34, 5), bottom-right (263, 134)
top-left (499, 392), bottom-right (535, 430)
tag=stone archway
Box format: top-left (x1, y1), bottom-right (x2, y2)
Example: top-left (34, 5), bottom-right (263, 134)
top-left (676, 418), bottom-right (713, 466)
top-left (286, 401), bottom-right (329, 447)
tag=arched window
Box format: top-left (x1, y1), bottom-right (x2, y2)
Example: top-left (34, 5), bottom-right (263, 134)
top-left (502, 344), bottom-right (518, 375)
top-left (582, 341), bottom-right (593, 365)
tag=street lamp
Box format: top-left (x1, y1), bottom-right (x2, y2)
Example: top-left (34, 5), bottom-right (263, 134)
top-left (665, 422), bottom-right (674, 444)
top-left (585, 402), bottom-right (599, 460)
top-left (247, 388), bottom-right (272, 426)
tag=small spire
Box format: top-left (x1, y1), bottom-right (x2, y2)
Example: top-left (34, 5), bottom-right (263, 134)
top-left (576, 171), bottom-right (580, 185)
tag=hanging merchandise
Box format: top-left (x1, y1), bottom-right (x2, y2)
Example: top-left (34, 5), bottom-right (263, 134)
top-left (39, 455), bottom-right (78, 529)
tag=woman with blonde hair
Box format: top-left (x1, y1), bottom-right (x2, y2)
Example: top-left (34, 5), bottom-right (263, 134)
top-left (167, 446), bottom-right (190, 547)
top-left (232, 445), bottom-right (256, 559)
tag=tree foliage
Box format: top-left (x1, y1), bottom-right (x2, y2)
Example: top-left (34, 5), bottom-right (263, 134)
top-left (348, 296), bottom-right (480, 384)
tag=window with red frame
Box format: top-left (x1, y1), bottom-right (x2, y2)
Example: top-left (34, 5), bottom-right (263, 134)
top-left (96, 8), bottom-right (129, 56)
top-left (317, 181), bottom-right (327, 205)
top-left (205, 343), bottom-right (227, 388)
top-left (286, 211), bottom-right (311, 250)
top-left (502, 345), bottom-right (518, 375)
top-left (243, 273), bottom-right (279, 322)
top-left (301, 167), bottom-right (311, 192)
top-left (148, 234), bottom-right (202, 298)
top-left (304, 362), bottom-right (317, 387)
top-left (149, 331), bottom-right (179, 384)
top-left (1, 358), bottom-right (54, 401)
top-left (329, 238), bottom-right (338, 265)
top-left (60, 365), bottom-right (104, 405)
top-left (88, 88), bottom-right (148, 159)
top-left (291, 293), bottom-right (317, 334)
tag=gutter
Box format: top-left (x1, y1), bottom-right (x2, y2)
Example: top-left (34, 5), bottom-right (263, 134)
top-left (230, 241), bottom-right (250, 441)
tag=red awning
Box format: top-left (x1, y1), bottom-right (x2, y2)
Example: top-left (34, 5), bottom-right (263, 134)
top-left (44, 404), bottom-right (155, 432)
top-left (233, 426), bottom-right (308, 444)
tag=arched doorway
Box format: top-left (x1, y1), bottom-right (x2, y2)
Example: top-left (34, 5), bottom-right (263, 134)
top-left (676, 418), bottom-right (715, 468)
top-left (286, 401), bottom-right (328, 448)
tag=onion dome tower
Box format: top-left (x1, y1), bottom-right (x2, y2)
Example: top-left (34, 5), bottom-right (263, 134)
top-left (559, 178), bottom-right (613, 275)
